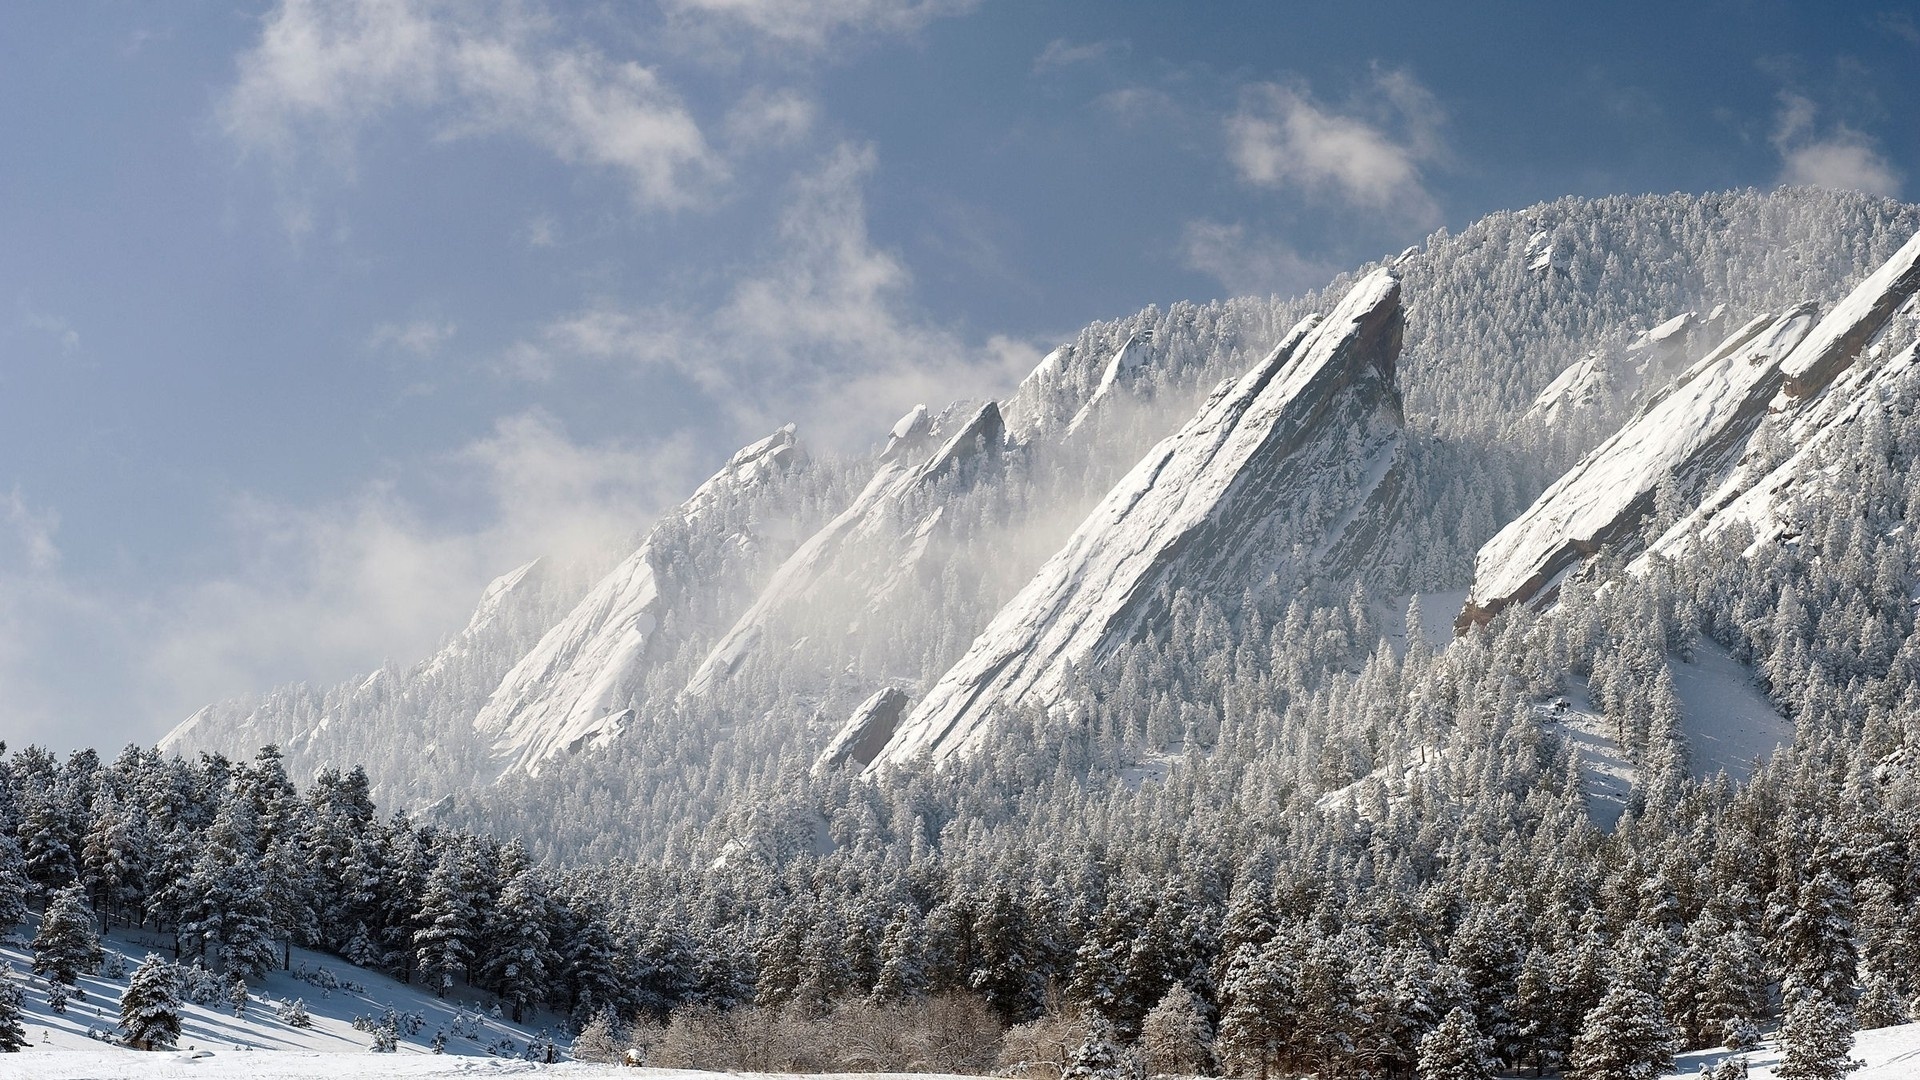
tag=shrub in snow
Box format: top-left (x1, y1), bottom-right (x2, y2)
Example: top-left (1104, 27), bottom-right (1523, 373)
top-left (99, 951), bottom-right (128, 980)
top-left (181, 960), bottom-right (223, 1005)
top-left (571, 1009), bottom-right (625, 1063)
top-left (45, 981), bottom-right (68, 1015)
top-left (228, 977), bottom-right (249, 1018)
top-left (370, 1019), bottom-right (398, 1053)
top-left (119, 954), bottom-right (183, 1051)
top-left (525, 1030), bottom-right (559, 1063)
top-left (278, 997), bottom-right (312, 1028)
top-left (998, 1007), bottom-right (1089, 1079)
top-left (1721, 1016), bottom-right (1761, 1052)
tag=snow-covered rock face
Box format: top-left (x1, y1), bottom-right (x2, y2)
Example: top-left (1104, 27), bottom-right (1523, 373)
top-left (1463, 229), bottom-right (1920, 630)
top-left (1643, 341), bottom-right (1920, 563)
top-left (681, 402), bottom-right (1006, 699)
top-left (1459, 309), bottom-right (1815, 629)
top-left (1778, 228), bottom-right (1920, 400)
top-left (1066, 331), bottom-right (1155, 436)
top-left (814, 686), bottom-right (909, 773)
top-left (474, 427), bottom-right (800, 778)
top-left (874, 269), bottom-right (1405, 768)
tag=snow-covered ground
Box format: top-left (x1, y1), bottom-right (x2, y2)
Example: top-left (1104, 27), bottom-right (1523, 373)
top-left (1668, 640), bottom-right (1793, 780)
top-left (0, 912), bottom-right (580, 1077)
top-left (1541, 641), bottom-right (1790, 829)
top-left (1665, 1021), bottom-right (1920, 1079)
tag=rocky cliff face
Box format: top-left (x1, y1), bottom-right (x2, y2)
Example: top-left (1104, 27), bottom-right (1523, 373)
top-left (873, 268), bottom-right (1406, 768)
top-left (473, 428), bottom-right (801, 777)
top-left (1461, 228), bottom-right (1920, 629)
top-left (681, 402), bottom-right (1005, 700)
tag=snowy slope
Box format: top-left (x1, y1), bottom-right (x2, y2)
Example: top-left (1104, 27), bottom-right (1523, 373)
top-left (1464, 229), bottom-right (1920, 630)
top-left (681, 403), bottom-right (1004, 700)
top-left (1664, 1021), bottom-right (1920, 1080)
top-left (1644, 341), bottom-right (1920, 561)
top-left (1778, 227), bottom-right (1920, 399)
top-left (1459, 308), bottom-right (1814, 628)
top-left (874, 269), bottom-right (1406, 768)
top-left (474, 428), bottom-right (801, 778)
top-left (1064, 332), bottom-right (1153, 436)
top-left (0, 915), bottom-right (566, 1075)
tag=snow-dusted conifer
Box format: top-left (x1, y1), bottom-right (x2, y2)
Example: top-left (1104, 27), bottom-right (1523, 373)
top-left (119, 955), bottom-right (182, 1050)
top-left (1418, 1006), bottom-right (1498, 1080)
top-left (1776, 991), bottom-right (1862, 1080)
top-left (1139, 982), bottom-right (1213, 1075)
top-left (31, 883), bottom-right (102, 987)
top-left (0, 972), bottom-right (24, 1052)
top-left (1567, 985), bottom-right (1676, 1080)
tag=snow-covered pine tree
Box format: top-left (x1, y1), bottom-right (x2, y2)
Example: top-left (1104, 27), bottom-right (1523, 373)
top-left (1567, 985), bottom-right (1677, 1080)
top-left (31, 883), bottom-right (102, 988)
top-left (481, 866), bottom-right (552, 1023)
top-left (1062, 1016), bottom-right (1123, 1080)
top-left (119, 955), bottom-right (182, 1051)
top-left (0, 971), bottom-right (25, 1052)
top-left (413, 837), bottom-right (481, 998)
top-left (1776, 991), bottom-right (1863, 1080)
top-left (1417, 1006), bottom-right (1498, 1080)
top-left (1138, 982), bottom-right (1213, 1076)
top-left (0, 833), bottom-right (27, 938)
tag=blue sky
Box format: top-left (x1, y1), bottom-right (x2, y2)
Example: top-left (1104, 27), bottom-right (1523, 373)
top-left (2, 0), bottom-right (1916, 752)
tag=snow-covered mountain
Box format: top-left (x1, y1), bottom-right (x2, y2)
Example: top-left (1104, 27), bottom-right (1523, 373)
top-left (1461, 227), bottom-right (1920, 627)
top-left (875, 268), bottom-right (1406, 767)
top-left (473, 427), bottom-right (802, 777)
top-left (163, 188), bottom-right (1920, 830)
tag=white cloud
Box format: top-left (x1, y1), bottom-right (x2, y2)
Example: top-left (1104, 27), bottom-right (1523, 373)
top-left (369, 317), bottom-right (456, 356)
top-left (663, 0), bottom-right (977, 53)
top-left (1180, 220), bottom-right (1340, 299)
top-left (1771, 92), bottom-right (1902, 197)
top-left (17, 301), bottom-right (80, 355)
top-left (138, 411), bottom-right (695, 728)
top-left (2, 488), bottom-right (60, 573)
top-left (1226, 70), bottom-right (1445, 222)
top-left (1032, 38), bottom-right (1127, 74)
top-left (223, 0), bottom-right (722, 210)
top-left (723, 87), bottom-right (817, 147)
top-left (506, 143), bottom-right (1040, 449)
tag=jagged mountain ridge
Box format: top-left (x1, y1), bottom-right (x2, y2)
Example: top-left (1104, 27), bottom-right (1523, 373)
top-left (1461, 228), bottom-right (1920, 627)
top-left (160, 189), bottom-right (1920, 832)
top-left (876, 270), bottom-right (1407, 767)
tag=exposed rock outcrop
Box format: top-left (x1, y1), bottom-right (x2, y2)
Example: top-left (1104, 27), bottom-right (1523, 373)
top-left (474, 427), bottom-right (802, 776)
top-left (681, 402), bottom-right (1006, 699)
top-left (873, 269), bottom-right (1406, 768)
top-left (814, 687), bottom-right (910, 773)
top-left (1461, 228), bottom-right (1920, 629)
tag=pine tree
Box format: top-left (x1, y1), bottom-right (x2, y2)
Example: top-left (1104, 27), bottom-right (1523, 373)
top-left (1062, 1016), bottom-right (1123, 1080)
top-left (0, 834), bottom-right (29, 938)
top-left (1139, 982), bottom-right (1213, 1076)
top-left (1567, 985), bottom-right (1677, 1080)
top-left (481, 867), bottom-right (552, 1023)
top-left (0, 971), bottom-right (25, 1052)
top-left (1776, 992), bottom-right (1863, 1080)
top-left (31, 883), bottom-right (103, 988)
top-left (414, 839), bottom-right (481, 997)
top-left (119, 955), bottom-right (182, 1051)
top-left (1418, 1007), bottom-right (1498, 1080)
